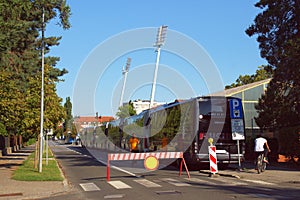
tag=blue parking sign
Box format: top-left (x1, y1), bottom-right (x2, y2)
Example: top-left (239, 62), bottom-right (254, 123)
top-left (230, 99), bottom-right (243, 119)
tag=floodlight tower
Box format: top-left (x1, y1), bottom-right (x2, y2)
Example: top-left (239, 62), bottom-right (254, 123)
top-left (150, 25), bottom-right (168, 108)
top-left (119, 58), bottom-right (131, 107)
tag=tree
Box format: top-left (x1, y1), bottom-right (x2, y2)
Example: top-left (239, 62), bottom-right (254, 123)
top-left (0, 0), bottom-right (71, 141)
top-left (225, 65), bottom-right (273, 89)
top-left (44, 66), bottom-right (66, 130)
top-left (0, 122), bottom-right (7, 136)
top-left (246, 0), bottom-right (300, 158)
top-left (63, 97), bottom-right (72, 132)
top-left (116, 101), bottom-right (137, 119)
top-left (246, 0), bottom-right (300, 129)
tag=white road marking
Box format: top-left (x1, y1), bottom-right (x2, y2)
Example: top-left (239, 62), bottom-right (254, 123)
top-left (108, 181), bottom-right (132, 189)
top-left (69, 149), bottom-right (82, 155)
top-left (242, 179), bottom-right (275, 186)
top-left (79, 183), bottom-right (101, 191)
top-left (104, 194), bottom-right (125, 199)
top-left (162, 178), bottom-right (191, 186)
top-left (185, 177), bottom-right (217, 185)
top-left (93, 156), bottom-right (139, 178)
top-left (134, 179), bottom-right (162, 188)
top-left (111, 166), bottom-right (139, 177)
top-left (211, 177), bottom-right (248, 186)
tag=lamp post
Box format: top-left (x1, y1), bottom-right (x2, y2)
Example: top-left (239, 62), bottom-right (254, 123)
top-left (119, 58), bottom-right (131, 107)
top-left (38, 7), bottom-right (45, 173)
top-left (150, 25), bottom-right (168, 108)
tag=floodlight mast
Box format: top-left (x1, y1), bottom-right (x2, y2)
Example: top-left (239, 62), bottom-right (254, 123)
top-left (119, 58), bottom-right (131, 107)
top-left (150, 25), bottom-right (168, 108)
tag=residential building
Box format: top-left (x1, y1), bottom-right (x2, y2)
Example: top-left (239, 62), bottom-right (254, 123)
top-left (126, 100), bottom-right (166, 114)
top-left (73, 116), bottom-right (114, 131)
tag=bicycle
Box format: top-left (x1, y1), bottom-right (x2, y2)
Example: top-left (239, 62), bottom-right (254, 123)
top-left (256, 152), bottom-right (267, 174)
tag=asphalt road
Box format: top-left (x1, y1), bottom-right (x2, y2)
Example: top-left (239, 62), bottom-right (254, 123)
top-left (46, 141), bottom-right (299, 200)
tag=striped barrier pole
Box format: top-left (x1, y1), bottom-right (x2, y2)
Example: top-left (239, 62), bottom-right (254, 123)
top-left (209, 146), bottom-right (218, 175)
top-left (208, 138), bottom-right (218, 175)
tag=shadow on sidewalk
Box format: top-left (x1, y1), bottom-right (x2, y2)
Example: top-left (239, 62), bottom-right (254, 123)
top-left (0, 145), bottom-right (35, 169)
top-left (228, 160), bottom-right (300, 172)
top-left (0, 162), bottom-right (23, 169)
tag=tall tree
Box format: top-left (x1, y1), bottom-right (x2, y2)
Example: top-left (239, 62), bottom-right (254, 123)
top-left (63, 97), bottom-right (72, 132)
top-left (116, 101), bottom-right (137, 119)
top-left (225, 65), bottom-right (273, 89)
top-left (246, 0), bottom-right (300, 129)
top-left (0, 0), bottom-right (71, 141)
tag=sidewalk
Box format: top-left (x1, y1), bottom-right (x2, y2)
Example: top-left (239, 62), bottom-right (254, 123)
top-left (0, 145), bottom-right (71, 200)
top-left (200, 161), bottom-right (300, 185)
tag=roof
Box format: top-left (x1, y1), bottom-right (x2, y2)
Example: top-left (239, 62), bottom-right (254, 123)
top-left (74, 116), bottom-right (114, 124)
top-left (211, 78), bottom-right (271, 96)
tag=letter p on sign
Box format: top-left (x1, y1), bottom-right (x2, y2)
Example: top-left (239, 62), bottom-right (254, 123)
top-left (230, 99), bottom-right (243, 119)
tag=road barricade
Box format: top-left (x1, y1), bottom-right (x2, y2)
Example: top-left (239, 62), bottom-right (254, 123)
top-left (107, 151), bottom-right (190, 181)
top-left (209, 146), bottom-right (218, 174)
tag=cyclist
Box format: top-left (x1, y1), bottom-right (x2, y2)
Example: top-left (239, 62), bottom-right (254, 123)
top-left (254, 134), bottom-right (271, 164)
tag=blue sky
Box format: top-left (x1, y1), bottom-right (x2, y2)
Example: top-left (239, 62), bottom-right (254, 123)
top-left (47, 0), bottom-right (266, 117)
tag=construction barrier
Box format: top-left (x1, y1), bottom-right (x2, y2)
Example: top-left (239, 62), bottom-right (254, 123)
top-left (107, 151), bottom-right (190, 181)
top-left (209, 146), bottom-right (218, 174)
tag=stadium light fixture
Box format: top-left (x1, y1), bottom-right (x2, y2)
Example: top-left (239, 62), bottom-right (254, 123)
top-left (150, 25), bottom-right (168, 108)
top-left (119, 58), bottom-right (131, 107)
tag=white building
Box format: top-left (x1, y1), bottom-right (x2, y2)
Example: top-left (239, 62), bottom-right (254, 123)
top-left (130, 100), bottom-right (166, 114)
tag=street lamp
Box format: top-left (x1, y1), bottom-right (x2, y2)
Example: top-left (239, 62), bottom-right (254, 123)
top-left (38, 7), bottom-right (45, 173)
top-left (149, 25), bottom-right (168, 108)
top-left (119, 58), bottom-right (131, 107)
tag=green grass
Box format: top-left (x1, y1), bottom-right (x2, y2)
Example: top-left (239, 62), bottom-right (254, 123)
top-left (26, 138), bottom-right (37, 146)
top-left (12, 148), bottom-right (63, 181)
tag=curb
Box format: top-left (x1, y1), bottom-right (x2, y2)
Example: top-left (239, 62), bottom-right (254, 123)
top-left (56, 159), bottom-right (70, 190)
top-left (199, 170), bottom-right (241, 179)
top-left (50, 147), bottom-right (71, 192)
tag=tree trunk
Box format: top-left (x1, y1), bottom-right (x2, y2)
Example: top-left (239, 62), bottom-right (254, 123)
top-left (34, 140), bottom-right (39, 169)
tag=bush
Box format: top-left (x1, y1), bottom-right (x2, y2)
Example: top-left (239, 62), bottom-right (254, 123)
top-left (278, 125), bottom-right (300, 158)
top-left (26, 138), bottom-right (37, 146)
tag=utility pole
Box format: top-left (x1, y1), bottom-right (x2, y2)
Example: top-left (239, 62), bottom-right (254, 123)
top-left (119, 58), bottom-right (131, 107)
top-left (39, 6), bottom-right (45, 173)
top-left (150, 25), bottom-right (168, 108)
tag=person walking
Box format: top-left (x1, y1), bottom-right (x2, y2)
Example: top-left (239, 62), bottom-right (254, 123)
top-left (161, 132), bottom-right (168, 151)
top-left (129, 133), bottom-right (140, 153)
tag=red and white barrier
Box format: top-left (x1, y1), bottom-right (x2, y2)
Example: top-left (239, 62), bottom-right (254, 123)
top-left (107, 151), bottom-right (190, 181)
top-left (209, 146), bottom-right (218, 174)
top-left (108, 152), bottom-right (183, 161)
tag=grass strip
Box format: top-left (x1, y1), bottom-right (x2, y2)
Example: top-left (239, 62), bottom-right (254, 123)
top-left (12, 148), bottom-right (63, 181)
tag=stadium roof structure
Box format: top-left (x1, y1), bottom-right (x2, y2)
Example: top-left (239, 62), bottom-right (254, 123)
top-left (211, 78), bottom-right (271, 97)
top-left (211, 78), bottom-right (272, 130)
